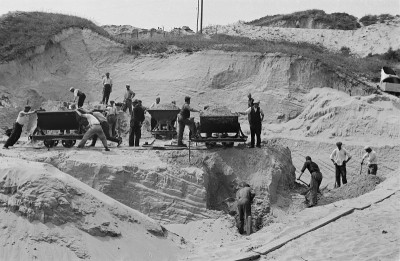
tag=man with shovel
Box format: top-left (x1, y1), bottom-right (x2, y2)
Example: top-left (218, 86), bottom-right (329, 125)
top-left (361, 146), bottom-right (378, 175)
top-left (297, 156), bottom-right (323, 208)
top-left (236, 182), bottom-right (256, 234)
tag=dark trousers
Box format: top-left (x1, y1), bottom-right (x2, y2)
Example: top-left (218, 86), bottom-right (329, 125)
top-left (237, 198), bottom-right (251, 234)
top-left (177, 117), bottom-right (195, 145)
top-left (102, 84), bottom-right (111, 105)
top-left (78, 94), bottom-right (86, 108)
top-left (151, 117), bottom-right (157, 131)
top-left (335, 163), bottom-right (347, 187)
top-left (107, 114), bottom-right (117, 137)
top-left (250, 124), bottom-right (261, 147)
top-left (4, 122), bottom-right (23, 148)
top-left (368, 164), bottom-right (378, 175)
top-left (91, 121), bottom-right (119, 146)
top-left (123, 99), bottom-right (132, 114)
top-left (308, 171), bottom-right (323, 206)
top-left (129, 124), bottom-right (141, 146)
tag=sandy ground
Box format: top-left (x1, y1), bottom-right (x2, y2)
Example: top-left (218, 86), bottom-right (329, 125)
top-left (265, 192), bottom-right (400, 261)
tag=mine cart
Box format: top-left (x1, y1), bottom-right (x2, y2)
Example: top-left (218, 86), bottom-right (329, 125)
top-left (31, 111), bottom-right (86, 148)
top-left (147, 104), bottom-right (180, 139)
top-left (191, 114), bottom-right (247, 148)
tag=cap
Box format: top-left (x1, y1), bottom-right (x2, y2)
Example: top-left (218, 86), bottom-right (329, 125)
top-left (24, 105), bottom-right (31, 109)
top-left (69, 87), bottom-right (74, 91)
top-left (336, 141), bottom-right (342, 146)
top-left (305, 156), bottom-right (311, 161)
top-left (110, 100), bottom-right (114, 104)
top-left (364, 145), bottom-right (371, 150)
top-left (185, 96), bottom-right (191, 100)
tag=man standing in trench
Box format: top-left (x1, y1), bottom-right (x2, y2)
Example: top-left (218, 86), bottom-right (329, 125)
top-left (330, 141), bottom-right (352, 187)
top-left (239, 100), bottom-right (264, 148)
top-left (129, 100), bottom-right (145, 147)
top-left (236, 182), bottom-right (255, 234)
top-left (361, 146), bottom-right (378, 175)
top-left (297, 156), bottom-right (323, 208)
top-left (102, 72), bottom-right (113, 105)
top-left (3, 106), bottom-right (37, 149)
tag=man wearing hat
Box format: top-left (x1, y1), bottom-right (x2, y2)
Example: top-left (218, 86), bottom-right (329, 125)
top-left (239, 100), bottom-right (264, 148)
top-left (298, 156), bottom-right (323, 207)
top-left (69, 87), bottom-right (86, 108)
top-left (177, 96), bottom-right (200, 146)
top-left (3, 106), bottom-right (37, 149)
top-left (129, 99), bottom-right (145, 147)
top-left (123, 84), bottom-right (135, 115)
top-left (361, 146), bottom-right (378, 175)
top-left (330, 141), bottom-right (352, 187)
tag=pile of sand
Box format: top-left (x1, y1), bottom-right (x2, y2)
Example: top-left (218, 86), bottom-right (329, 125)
top-left (320, 174), bottom-right (382, 205)
top-left (201, 106), bottom-right (236, 116)
top-left (149, 103), bottom-right (180, 110)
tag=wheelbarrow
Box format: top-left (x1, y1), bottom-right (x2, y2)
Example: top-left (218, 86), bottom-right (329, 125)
top-left (31, 111), bottom-right (86, 148)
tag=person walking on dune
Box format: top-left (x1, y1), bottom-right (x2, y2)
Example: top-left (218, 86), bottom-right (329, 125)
top-left (330, 141), bottom-right (352, 187)
top-left (102, 72), bottom-right (113, 105)
top-left (3, 106), bottom-right (37, 149)
top-left (298, 156), bottom-right (323, 208)
top-left (69, 87), bottom-right (86, 108)
top-left (75, 109), bottom-right (110, 151)
top-left (236, 182), bottom-right (255, 234)
top-left (361, 146), bottom-right (378, 175)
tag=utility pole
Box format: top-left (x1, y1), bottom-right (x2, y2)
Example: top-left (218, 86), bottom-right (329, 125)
top-left (196, 0), bottom-right (199, 33)
top-left (200, 0), bottom-right (203, 34)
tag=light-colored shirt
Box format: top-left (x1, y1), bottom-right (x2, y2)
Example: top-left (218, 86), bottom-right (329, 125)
top-left (330, 148), bottom-right (351, 166)
top-left (73, 89), bottom-right (80, 97)
top-left (124, 90), bottom-right (135, 100)
top-left (92, 112), bottom-right (107, 123)
top-left (102, 77), bottom-right (113, 86)
top-left (82, 114), bottom-right (100, 126)
top-left (244, 107), bottom-right (264, 116)
top-left (16, 111), bottom-right (30, 125)
top-left (107, 106), bottom-right (118, 115)
top-left (363, 150), bottom-right (377, 165)
top-left (150, 102), bottom-right (159, 109)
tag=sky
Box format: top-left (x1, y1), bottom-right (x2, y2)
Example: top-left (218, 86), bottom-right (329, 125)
top-left (1, 0), bottom-right (399, 30)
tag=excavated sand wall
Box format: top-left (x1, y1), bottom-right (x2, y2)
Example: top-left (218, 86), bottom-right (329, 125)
top-left (35, 145), bottom-right (295, 224)
top-left (0, 28), bottom-right (371, 131)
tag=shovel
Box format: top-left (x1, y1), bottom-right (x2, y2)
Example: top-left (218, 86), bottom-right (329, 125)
top-left (297, 178), bottom-right (309, 187)
top-left (359, 163), bottom-right (363, 175)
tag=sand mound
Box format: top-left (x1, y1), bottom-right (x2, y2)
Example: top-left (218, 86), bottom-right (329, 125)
top-left (319, 174), bottom-right (382, 205)
top-left (0, 157), bottom-right (186, 261)
top-left (201, 106), bottom-right (236, 116)
top-left (269, 88), bottom-right (400, 140)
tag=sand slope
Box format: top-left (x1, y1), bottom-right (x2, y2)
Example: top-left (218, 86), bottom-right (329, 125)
top-left (0, 157), bottom-right (186, 261)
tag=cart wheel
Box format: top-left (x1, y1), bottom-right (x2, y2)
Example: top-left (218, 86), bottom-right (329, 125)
top-left (62, 140), bottom-right (76, 148)
top-left (222, 142), bottom-right (234, 148)
top-left (43, 140), bottom-right (56, 148)
top-left (54, 140), bottom-right (59, 147)
top-left (205, 142), bottom-right (216, 149)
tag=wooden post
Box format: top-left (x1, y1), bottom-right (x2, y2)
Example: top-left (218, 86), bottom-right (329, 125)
top-left (196, 0), bottom-right (199, 33)
top-left (189, 140), bottom-right (191, 165)
top-left (246, 215), bottom-right (252, 235)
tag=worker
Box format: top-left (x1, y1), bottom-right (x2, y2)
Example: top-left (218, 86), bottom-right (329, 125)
top-left (236, 182), bottom-right (255, 234)
top-left (102, 72), bottom-right (113, 105)
top-left (239, 100), bottom-right (264, 148)
top-left (247, 93), bottom-right (254, 108)
top-left (69, 87), bottom-right (86, 108)
top-left (106, 100), bottom-right (118, 137)
top-left (361, 146), bottom-right (378, 175)
top-left (330, 141), bottom-right (352, 187)
top-left (91, 110), bottom-right (122, 147)
top-left (3, 106), bottom-right (37, 149)
top-left (122, 84), bottom-right (135, 114)
top-left (149, 97), bottom-right (160, 131)
top-left (177, 96), bottom-right (200, 146)
top-left (129, 99), bottom-right (145, 147)
top-left (298, 156), bottom-right (323, 208)
top-left (75, 109), bottom-right (110, 151)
